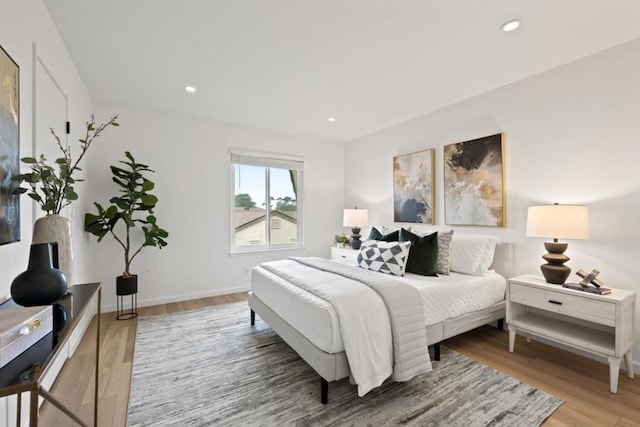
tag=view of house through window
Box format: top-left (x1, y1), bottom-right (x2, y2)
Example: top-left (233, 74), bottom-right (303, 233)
top-left (231, 152), bottom-right (303, 251)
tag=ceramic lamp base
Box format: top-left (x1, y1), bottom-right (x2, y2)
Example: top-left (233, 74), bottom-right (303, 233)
top-left (349, 227), bottom-right (362, 250)
top-left (540, 241), bottom-right (571, 284)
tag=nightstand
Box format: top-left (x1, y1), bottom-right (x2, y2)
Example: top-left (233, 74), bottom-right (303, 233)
top-left (330, 247), bottom-right (359, 264)
top-left (507, 274), bottom-right (635, 393)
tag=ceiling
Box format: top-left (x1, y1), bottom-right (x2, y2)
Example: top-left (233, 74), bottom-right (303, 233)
top-left (43, 0), bottom-right (640, 142)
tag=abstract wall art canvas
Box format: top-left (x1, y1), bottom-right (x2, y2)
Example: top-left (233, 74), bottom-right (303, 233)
top-left (444, 133), bottom-right (505, 227)
top-left (393, 149), bottom-right (435, 224)
top-left (0, 45), bottom-right (20, 245)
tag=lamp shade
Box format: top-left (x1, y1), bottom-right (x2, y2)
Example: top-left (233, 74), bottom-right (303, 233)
top-left (526, 205), bottom-right (589, 240)
top-left (343, 209), bottom-right (368, 227)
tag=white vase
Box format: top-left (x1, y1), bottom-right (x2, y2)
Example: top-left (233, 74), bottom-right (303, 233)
top-left (32, 214), bottom-right (73, 289)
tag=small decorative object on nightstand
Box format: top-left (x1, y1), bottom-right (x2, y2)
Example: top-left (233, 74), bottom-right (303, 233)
top-left (563, 269), bottom-right (611, 294)
top-left (333, 233), bottom-right (348, 248)
top-left (343, 208), bottom-right (368, 250)
top-left (526, 203), bottom-right (589, 284)
top-left (507, 274), bottom-right (635, 393)
top-left (576, 268), bottom-right (604, 287)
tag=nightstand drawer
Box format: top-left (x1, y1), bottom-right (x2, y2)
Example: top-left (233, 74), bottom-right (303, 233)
top-left (330, 247), bottom-right (358, 263)
top-left (510, 283), bottom-right (616, 326)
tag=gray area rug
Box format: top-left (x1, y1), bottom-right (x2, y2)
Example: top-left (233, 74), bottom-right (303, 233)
top-left (128, 302), bottom-right (562, 426)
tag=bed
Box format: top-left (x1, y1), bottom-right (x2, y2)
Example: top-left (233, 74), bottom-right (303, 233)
top-left (248, 231), bottom-right (510, 403)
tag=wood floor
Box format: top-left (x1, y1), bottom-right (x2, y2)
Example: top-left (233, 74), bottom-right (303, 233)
top-left (38, 293), bottom-right (640, 426)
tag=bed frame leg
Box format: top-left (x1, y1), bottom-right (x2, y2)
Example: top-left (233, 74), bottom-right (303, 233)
top-left (250, 309), bottom-right (255, 326)
top-left (432, 343), bottom-right (440, 361)
top-left (497, 318), bottom-right (504, 331)
top-left (320, 378), bottom-right (328, 404)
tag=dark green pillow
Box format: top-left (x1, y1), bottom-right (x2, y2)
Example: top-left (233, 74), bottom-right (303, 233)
top-left (367, 227), bottom-right (383, 240)
top-left (368, 227), bottom-right (399, 242)
top-left (399, 228), bottom-right (438, 276)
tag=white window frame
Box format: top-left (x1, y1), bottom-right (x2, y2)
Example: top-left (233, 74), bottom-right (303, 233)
top-left (230, 149), bottom-right (304, 253)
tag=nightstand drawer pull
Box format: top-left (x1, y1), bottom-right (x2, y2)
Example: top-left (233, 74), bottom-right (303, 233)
top-left (548, 300), bottom-right (562, 305)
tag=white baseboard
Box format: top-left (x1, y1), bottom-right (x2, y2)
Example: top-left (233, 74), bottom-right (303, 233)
top-left (102, 285), bottom-right (251, 313)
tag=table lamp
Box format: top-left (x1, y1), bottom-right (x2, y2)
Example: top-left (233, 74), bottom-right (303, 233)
top-left (525, 203), bottom-right (589, 284)
top-left (343, 208), bottom-right (368, 250)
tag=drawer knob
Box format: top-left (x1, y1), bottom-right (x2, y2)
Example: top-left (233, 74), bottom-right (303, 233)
top-left (548, 300), bottom-right (562, 305)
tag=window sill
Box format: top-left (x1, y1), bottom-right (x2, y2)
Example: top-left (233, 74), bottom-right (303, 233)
top-left (229, 246), bottom-right (306, 256)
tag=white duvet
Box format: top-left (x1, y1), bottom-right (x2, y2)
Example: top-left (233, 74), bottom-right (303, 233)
top-left (260, 259), bottom-right (393, 396)
top-left (252, 265), bottom-right (506, 355)
top-left (260, 257), bottom-right (435, 397)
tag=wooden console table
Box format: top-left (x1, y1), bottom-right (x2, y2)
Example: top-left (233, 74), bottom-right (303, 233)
top-left (0, 283), bottom-right (101, 426)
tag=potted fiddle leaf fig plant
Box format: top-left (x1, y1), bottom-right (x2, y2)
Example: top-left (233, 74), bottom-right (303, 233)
top-left (84, 151), bottom-right (168, 318)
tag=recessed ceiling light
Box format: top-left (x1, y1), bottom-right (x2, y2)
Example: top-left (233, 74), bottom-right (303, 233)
top-left (501, 19), bottom-right (521, 32)
top-left (184, 86), bottom-right (196, 93)
top-left (328, 117), bottom-right (336, 122)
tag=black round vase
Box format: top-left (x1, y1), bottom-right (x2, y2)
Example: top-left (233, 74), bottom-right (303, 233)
top-left (11, 243), bottom-right (68, 306)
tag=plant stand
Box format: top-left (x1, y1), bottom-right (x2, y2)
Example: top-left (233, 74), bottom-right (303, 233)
top-left (116, 275), bottom-right (138, 320)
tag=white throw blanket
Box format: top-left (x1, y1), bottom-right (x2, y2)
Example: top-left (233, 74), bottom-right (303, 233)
top-left (260, 257), bottom-right (432, 396)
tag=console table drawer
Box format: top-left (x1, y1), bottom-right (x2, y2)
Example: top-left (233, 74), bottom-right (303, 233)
top-left (510, 283), bottom-right (615, 325)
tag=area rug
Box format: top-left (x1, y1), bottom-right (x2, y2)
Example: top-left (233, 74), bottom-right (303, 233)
top-left (128, 302), bottom-right (562, 426)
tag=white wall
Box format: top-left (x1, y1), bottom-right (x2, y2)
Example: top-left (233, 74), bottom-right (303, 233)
top-left (0, 0), bottom-right (93, 300)
top-left (87, 104), bottom-right (345, 311)
top-left (345, 38), bottom-right (640, 362)
top-left (0, 0), bottom-right (94, 424)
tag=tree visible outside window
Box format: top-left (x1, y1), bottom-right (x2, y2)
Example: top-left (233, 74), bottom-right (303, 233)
top-left (235, 193), bottom-right (256, 209)
top-left (231, 151), bottom-right (303, 251)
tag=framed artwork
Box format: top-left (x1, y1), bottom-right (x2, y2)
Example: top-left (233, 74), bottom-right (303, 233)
top-left (0, 45), bottom-right (20, 245)
top-left (444, 133), bottom-right (505, 227)
top-left (393, 149), bottom-right (435, 224)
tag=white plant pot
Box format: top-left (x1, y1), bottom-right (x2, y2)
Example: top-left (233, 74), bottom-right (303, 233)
top-left (32, 214), bottom-right (73, 289)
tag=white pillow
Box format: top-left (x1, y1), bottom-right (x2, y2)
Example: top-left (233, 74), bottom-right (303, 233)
top-left (449, 234), bottom-right (498, 276)
top-left (357, 240), bottom-right (411, 276)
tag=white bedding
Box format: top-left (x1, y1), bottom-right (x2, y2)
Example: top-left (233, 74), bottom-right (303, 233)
top-left (259, 257), bottom-right (433, 396)
top-left (260, 258), bottom-right (396, 396)
top-left (251, 262), bottom-right (506, 355)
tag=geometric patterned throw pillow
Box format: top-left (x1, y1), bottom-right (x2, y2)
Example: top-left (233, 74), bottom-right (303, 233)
top-left (357, 240), bottom-right (411, 276)
top-left (435, 230), bottom-right (454, 275)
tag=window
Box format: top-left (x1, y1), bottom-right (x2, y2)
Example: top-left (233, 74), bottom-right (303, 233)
top-left (231, 150), bottom-right (303, 252)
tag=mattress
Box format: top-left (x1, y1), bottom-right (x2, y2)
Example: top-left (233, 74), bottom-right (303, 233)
top-left (251, 262), bottom-right (506, 354)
